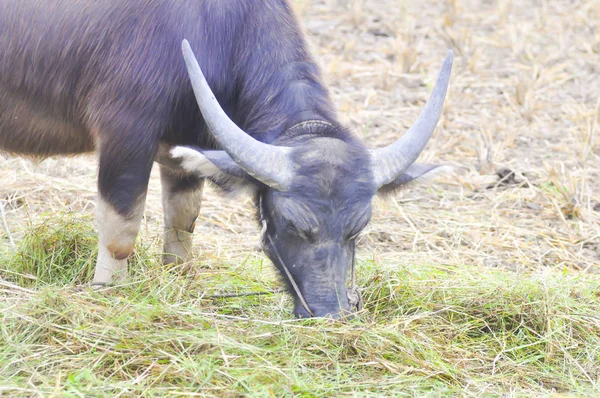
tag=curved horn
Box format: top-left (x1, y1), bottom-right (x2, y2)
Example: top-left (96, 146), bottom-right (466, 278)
top-left (182, 40), bottom-right (293, 191)
top-left (371, 50), bottom-right (454, 188)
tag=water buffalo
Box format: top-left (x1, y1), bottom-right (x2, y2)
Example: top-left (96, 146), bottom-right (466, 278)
top-left (0, 0), bottom-right (453, 318)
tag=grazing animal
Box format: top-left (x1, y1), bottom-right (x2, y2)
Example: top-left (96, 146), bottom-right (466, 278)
top-left (0, 0), bottom-right (453, 318)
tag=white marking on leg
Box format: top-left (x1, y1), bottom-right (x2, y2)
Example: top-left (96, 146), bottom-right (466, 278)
top-left (94, 243), bottom-right (128, 285)
top-left (93, 198), bottom-right (143, 285)
top-left (161, 172), bottom-right (203, 265)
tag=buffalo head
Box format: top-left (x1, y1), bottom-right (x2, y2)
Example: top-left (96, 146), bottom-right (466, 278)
top-left (169, 40), bottom-right (453, 318)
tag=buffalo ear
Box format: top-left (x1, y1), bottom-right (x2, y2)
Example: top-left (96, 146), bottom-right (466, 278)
top-left (376, 163), bottom-right (453, 196)
top-left (168, 146), bottom-right (258, 194)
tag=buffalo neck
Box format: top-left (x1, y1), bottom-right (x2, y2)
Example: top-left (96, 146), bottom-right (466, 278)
top-left (233, 61), bottom-right (339, 146)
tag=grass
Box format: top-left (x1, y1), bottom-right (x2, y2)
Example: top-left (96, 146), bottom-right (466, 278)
top-left (1, 215), bottom-right (599, 396)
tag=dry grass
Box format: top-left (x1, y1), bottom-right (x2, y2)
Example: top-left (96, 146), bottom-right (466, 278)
top-left (1, 0), bottom-right (599, 395)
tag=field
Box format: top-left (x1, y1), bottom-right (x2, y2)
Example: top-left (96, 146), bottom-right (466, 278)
top-left (1, 0), bottom-right (599, 396)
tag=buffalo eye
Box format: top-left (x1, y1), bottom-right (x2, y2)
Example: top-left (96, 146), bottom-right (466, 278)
top-left (286, 222), bottom-right (314, 241)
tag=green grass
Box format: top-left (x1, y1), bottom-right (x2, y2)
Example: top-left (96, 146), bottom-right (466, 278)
top-left (1, 215), bottom-right (599, 396)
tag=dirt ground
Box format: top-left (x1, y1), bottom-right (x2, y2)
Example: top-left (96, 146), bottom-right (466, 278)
top-left (1, 0), bottom-right (599, 274)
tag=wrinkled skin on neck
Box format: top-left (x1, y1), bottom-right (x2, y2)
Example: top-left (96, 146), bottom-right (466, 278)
top-left (259, 137), bottom-right (374, 318)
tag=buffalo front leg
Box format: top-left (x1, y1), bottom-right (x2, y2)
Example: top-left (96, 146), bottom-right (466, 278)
top-left (92, 138), bottom-right (156, 286)
top-left (160, 165), bottom-right (204, 265)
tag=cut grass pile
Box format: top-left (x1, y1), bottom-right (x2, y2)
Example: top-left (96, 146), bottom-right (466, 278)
top-left (1, 215), bottom-right (599, 396)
